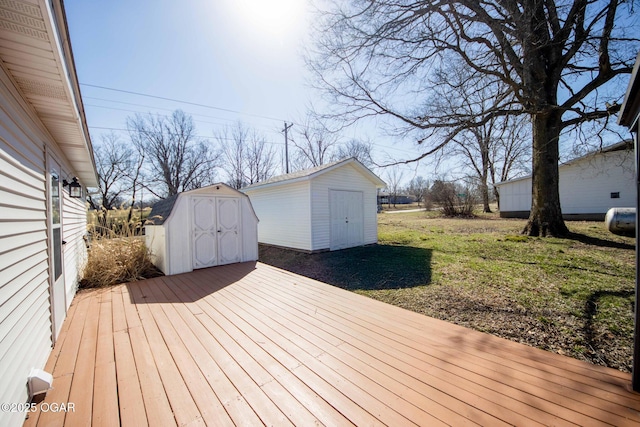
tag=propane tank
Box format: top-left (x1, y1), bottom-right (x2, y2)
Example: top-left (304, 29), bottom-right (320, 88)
top-left (604, 208), bottom-right (635, 237)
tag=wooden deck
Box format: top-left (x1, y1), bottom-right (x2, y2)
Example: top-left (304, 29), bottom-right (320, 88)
top-left (23, 261), bottom-right (640, 426)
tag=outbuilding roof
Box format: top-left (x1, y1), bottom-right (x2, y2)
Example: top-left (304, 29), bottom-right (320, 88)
top-left (242, 157), bottom-right (386, 191)
top-left (146, 183), bottom-right (254, 226)
top-left (146, 194), bottom-right (178, 225)
top-left (494, 140), bottom-right (633, 187)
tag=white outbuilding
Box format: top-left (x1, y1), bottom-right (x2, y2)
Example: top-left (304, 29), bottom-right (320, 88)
top-left (495, 141), bottom-right (634, 220)
top-left (242, 158), bottom-right (386, 252)
top-left (145, 184), bottom-right (259, 276)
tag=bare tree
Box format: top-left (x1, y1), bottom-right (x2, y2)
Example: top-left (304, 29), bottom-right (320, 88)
top-left (425, 67), bottom-right (527, 213)
top-left (291, 114), bottom-right (338, 168)
top-left (334, 138), bottom-right (374, 167)
top-left (490, 115), bottom-right (532, 208)
top-left (308, 0), bottom-right (639, 236)
top-left (216, 122), bottom-right (278, 189)
top-left (245, 132), bottom-right (277, 185)
top-left (406, 176), bottom-right (430, 208)
top-left (385, 166), bottom-right (405, 208)
top-left (88, 132), bottom-right (136, 228)
top-left (217, 122), bottom-right (247, 189)
top-left (126, 145), bottom-right (145, 224)
top-left (128, 110), bottom-right (219, 197)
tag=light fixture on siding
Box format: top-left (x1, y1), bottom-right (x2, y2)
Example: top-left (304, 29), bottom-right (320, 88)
top-left (62, 177), bottom-right (82, 198)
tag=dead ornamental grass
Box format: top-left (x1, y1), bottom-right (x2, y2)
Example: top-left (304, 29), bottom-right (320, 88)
top-left (80, 237), bottom-right (160, 288)
top-left (81, 212), bottom-right (161, 288)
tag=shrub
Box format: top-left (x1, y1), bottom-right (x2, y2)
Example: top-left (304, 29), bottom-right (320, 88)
top-left (430, 180), bottom-right (477, 217)
top-left (81, 212), bottom-right (161, 288)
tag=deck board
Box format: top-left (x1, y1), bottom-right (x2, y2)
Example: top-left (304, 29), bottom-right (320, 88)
top-left (162, 276), bottom-right (331, 426)
top-left (92, 289), bottom-right (119, 427)
top-left (245, 267), bottom-right (628, 425)
top-left (25, 261), bottom-right (640, 426)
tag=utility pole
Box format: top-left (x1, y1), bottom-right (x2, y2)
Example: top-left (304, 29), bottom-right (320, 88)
top-left (283, 122), bottom-right (293, 173)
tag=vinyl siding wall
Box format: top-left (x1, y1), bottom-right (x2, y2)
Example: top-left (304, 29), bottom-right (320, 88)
top-left (165, 195), bottom-right (193, 275)
top-left (146, 225), bottom-right (167, 274)
top-left (496, 178), bottom-right (530, 214)
top-left (0, 76), bottom-right (51, 427)
top-left (560, 151), bottom-right (634, 214)
top-left (244, 181), bottom-right (312, 251)
top-left (497, 150), bottom-right (635, 217)
top-left (0, 68), bottom-right (87, 427)
top-left (62, 191), bottom-right (88, 306)
top-left (310, 164), bottom-right (379, 251)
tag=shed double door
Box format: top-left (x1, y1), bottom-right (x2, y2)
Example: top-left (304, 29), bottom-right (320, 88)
top-left (330, 190), bottom-right (364, 250)
top-left (192, 196), bottom-right (241, 269)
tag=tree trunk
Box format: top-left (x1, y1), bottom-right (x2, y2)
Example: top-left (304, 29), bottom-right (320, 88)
top-left (481, 136), bottom-right (491, 213)
top-left (523, 111), bottom-right (569, 237)
top-left (480, 180), bottom-right (491, 213)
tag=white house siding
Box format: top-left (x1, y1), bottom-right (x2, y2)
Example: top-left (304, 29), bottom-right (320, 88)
top-left (0, 68), bottom-right (89, 426)
top-left (244, 181), bottom-right (312, 251)
top-left (310, 164), bottom-right (379, 251)
top-left (0, 79), bottom-right (51, 427)
top-left (62, 192), bottom-right (88, 307)
top-left (497, 149), bottom-right (635, 219)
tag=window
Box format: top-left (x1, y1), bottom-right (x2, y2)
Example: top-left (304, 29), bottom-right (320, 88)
top-left (51, 172), bottom-right (62, 280)
top-left (611, 192), bottom-right (620, 199)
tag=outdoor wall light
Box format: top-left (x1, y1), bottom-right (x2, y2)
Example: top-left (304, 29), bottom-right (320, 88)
top-left (63, 177), bottom-right (82, 198)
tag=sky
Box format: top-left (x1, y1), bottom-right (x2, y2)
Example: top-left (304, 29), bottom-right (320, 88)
top-left (64, 0), bottom-right (430, 185)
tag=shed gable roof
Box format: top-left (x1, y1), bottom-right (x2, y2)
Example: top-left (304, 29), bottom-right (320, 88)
top-left (242, 158), bottom-right (386, 191)
top-left (146, 194), bottom-right (178, 225)
top-left (146, 183), bottom-right (256, 226)
top-left (495, 140), bottom-right (633, 187)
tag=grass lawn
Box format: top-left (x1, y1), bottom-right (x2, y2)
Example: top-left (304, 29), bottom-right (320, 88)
top-left (259, 210), bottom-right (636, 372)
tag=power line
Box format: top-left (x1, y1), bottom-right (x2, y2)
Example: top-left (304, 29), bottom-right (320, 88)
top-left (81, 83), bottom-right (426, 157)
top-left (88, 125), bottom-right (286, 146)
top-left (81, 83), bottom-right (286, 123)
top-left (84, 103), bottom-right (283, 135)
top-left (84, 96), bottom-right (283, 133)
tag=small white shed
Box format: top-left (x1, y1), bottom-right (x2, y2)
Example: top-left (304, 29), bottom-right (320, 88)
top-left (242, 158), bottom-right (386, 252)
top-left (495, 141), bottom-right (634, 220)
top-left (145, 184), bottom-right (259, 276)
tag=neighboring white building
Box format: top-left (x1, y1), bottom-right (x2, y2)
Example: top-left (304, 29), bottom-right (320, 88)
top-left (242, 158), bottom-right (386, 252)
top-left (495, 141), bottom-right (634, 220)
top-left (0, 1), bottom-right (97, 425)
top-left (146, 184), bottom-right (259, 276)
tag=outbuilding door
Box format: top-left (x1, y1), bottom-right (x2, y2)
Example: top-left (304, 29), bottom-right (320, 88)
top-left (192, 196), bottom-right (241, 269)
top-left (330, 190), bottom-right (364, 250)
